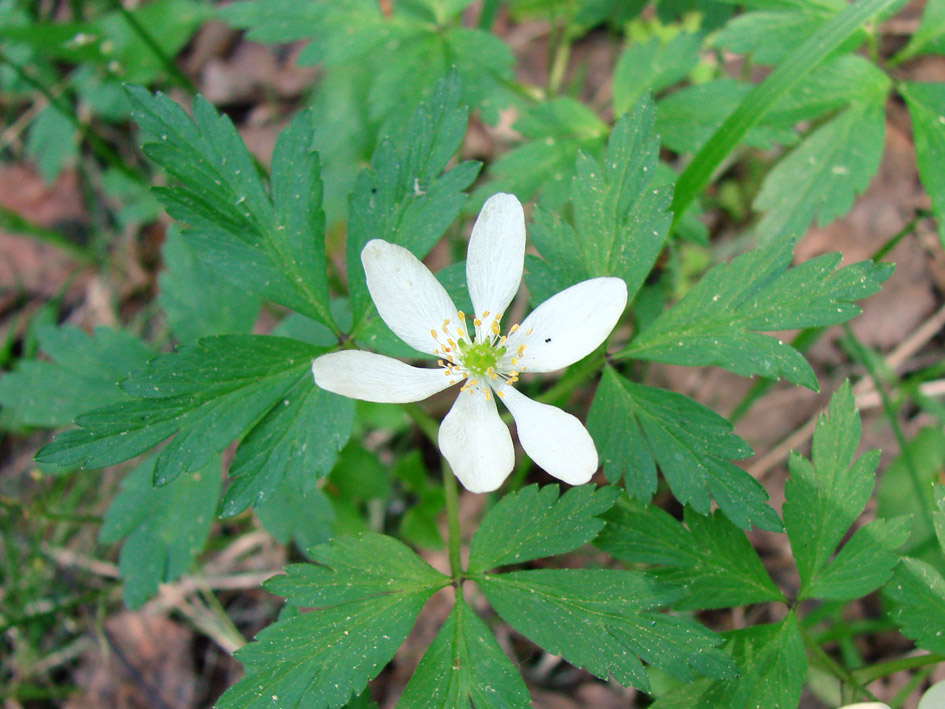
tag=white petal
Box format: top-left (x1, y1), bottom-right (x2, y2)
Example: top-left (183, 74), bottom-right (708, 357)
top-left (439, 387), bottom-right (515, 493)
top-left (312, 350), bottom-right (453, 403)
top-left (466, 193), bottom-right (525, 330)
top-left (362, 239), bottom-right (459, 356)
top-left (499, 385), bottom-right (597, 485)
top-left (505, 277), bottom-right (627, 373)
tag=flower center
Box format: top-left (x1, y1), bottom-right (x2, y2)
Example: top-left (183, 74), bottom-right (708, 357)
top-left (430, 310), bottom-right (529, 397)
top-left (457, 339), bottom-right (506, 378)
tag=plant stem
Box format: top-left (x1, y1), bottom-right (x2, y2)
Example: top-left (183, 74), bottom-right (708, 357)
top-left (478, 0), bottom-right (500, 30)
top-left (547, 27), bottom-right (572, 96)
top-left (442, 461), bottom-right (463, 581)
top-left (111, 0), bottom-right (196, 92)
top-left (852, 652), bottom-right (945, 686)
top-left (802, 626), bottom-right (878, 703)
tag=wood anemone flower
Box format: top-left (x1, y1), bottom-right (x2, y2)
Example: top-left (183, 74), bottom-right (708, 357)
top-left (312, 193), bottom-right (627, 493)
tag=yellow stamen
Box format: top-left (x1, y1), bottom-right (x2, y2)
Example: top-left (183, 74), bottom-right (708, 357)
top-left (483, 389), bottom-right (491, 401)
top-left (430, 329), bottom-right (438, 339)
top-left (457, 311), bottom-right (465, 322)
top-left (497, 390), bottom-right (505, 398)
top-left (482, 310), bottom-right (490, 318)
top-left (473, 318), bottom-right (482, 326)
top-left (509, 324), bottom-right (519, 334)
top-left (442, 318), bottom-right (450, 328)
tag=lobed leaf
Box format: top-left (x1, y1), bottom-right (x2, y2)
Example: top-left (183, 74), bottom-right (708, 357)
top-left (588, 367), bottom-right (781, 531)
top-left (596, 499), bottom-right (785, 609)
top-left (753, 102), bottom-right (886, 242)
top-left (35, 336), bottom-right (321, 487)
top-left (127, 88), bottom-right (335, 328)
top-left (900, 82), bottom-right (945, 248)
top-left (783, 382), bottom-right (906, 600)
top-left (652, 614), bottom-right (806, 709)
top-left (157, 227), bottom-right (260, 343)
top-left (99, 454), bottom-right (220, 608)
top-left (466, 484), bottom-right (619, 574)
top-left (346, 74), bottom-right (480, 329)
top-left (479, 569), bottom-right (737, 692)
top-left (884, 558), bottom-right (945, 655)
top-left (0, 325), bottom-right (153, 428)
top-left (218, 533), bottom-right (448, 709)
top-left (526, 98), bottom-right (671, 305)
top-left (397, 597), bottom-right (530, 708)
top-left (222, 375), bottom-right (354, 516)
top-left (622, 238), bottom-right (892, 389)
top-left (472, 97), bottom-right (607, 212)
top-left (612, 32), bottom-right (703, 116)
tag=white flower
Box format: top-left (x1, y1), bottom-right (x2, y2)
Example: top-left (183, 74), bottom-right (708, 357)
top-left (312, 193), bottom-right (627, 493)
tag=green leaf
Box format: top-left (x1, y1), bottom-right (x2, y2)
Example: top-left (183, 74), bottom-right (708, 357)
top-left (876, 426), bottom-right (945, 562)
top-left (26, 105), bottom-right (77, 183)
top-left (804, 516), bottom-right (909, 600)
top-left (218, 533), bottom-right (448, 708)
top-left (36, 336), bottom-right (319, 485)
top-left (222, 374), bottom-right (353, 515)
top-left (526, 98), bottom-right (671, 304)
top-left (782, 382), bottom-right (897, 600)
top-left (623, 238), bottom-right (893, 389)
top-left (587, 368), bottom-right (780, 530)
top-left (220, 1), bottom-right (512, 125)
top-left (99, 454), bottom-right (221, 609)
top-left (714, 3), bottom-right (848, 66)
top-left (900, 82), bottom-right (945, 248)
top-left (657, 79), bottom-right (793, 154)
top-left (763, 54), bottom-right (890, 130)
top-left (884, 558), bottom-right (945, 655)
top-left (753, 102), bottom-right (886, 242)
top-left (892, 0), bottom-right (945, 62)
top-left (255, 479), bottom-right (335, 555)
top-left (652, 614), bottom-right (806, 709)
top-left (935, 482), bottom-right (945, 553)
top-left (0, 325), bottom-right (154, 428)
top-left (596, 499), bottom-right (785, 608)
top-left (158, 227), bottom-right (260, 342)
top-left (659, 55), bottom-right (888, 155)
top-left (472, 98), bottom-right (608, 212)
top-left (466, 484), bottom-right (619, 575)
top-left (95, 0), bottom-right (211, 84)
top-left (612, 32), bottom-right (703, 115)
top-left (397, 597), bottom-right (530, 707)
top-left (670, 0), bottom-right (904, 227)
top-left (127, 89), bottom-right (335, 328)
top-left (347, 75), bottom-right (479, 327)
top-left (479, 569), bottom-right (736, 692)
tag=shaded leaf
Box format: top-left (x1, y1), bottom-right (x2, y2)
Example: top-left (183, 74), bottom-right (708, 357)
top-left (0, 325), bottom-right (153, 428)
top-left (99, 454), bottom-right (221, 608)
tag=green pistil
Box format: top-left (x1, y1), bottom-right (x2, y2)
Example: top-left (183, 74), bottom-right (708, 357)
top-left (457, 340), bottom-right (506, 377)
